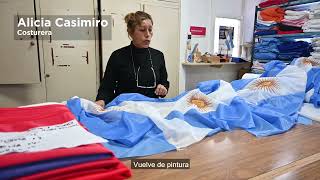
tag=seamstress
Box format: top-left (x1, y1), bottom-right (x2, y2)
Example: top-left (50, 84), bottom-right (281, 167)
top-left (95, 11), bottom-right (170, 108)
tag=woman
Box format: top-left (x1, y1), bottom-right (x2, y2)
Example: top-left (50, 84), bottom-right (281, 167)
top-left (96, 11), bottom-right (169, 108)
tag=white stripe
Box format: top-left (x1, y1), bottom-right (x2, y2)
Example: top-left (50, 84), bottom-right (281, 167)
top-left (0, 120), bottom-right (107, 155)
top-left (237, 66), bottom-right (307, 105)
top-left (305, 89), bottom-right (314, 103)
top-left (111, 101), bottom-right (212, 149)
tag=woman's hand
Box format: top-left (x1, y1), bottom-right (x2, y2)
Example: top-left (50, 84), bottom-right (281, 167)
top-left (95, 100), bottom-right (105, 111)
top-left (155, 84), bottom-right (168, 96)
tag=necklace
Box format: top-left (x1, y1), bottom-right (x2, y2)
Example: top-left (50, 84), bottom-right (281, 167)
top-left (129, 45), bottom-right (157, 88)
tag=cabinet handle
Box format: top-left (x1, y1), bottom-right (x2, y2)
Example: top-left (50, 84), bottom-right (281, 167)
top-left (82, 51), bottom-right (89, 64)
top-left (49, 27), bottom-right (52, 43)
top-left (51, 48), bottom-right (55, 66)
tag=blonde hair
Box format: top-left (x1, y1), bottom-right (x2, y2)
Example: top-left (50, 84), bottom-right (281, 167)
top-left (124, 11), bottom-right (153, 35)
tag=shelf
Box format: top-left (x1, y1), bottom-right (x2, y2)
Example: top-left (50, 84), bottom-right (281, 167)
top-left (258, 0), bottom-right (320, 10)
top-left (182, 62), bottom-right (250, 66)
top-left (255, 32), bottom-right (320, 39)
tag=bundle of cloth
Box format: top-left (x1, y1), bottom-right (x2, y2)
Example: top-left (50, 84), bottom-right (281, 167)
top-left (277, 40), bottom-right (312, 61)
top-left (260, 7), bottom-right (285, 22)
top-left (0, 104), bottom-right (131, 180)
top-left (255, 20), bottom-right (278, 36)
top-left (303, 4), bottom-right (320, 32)
top-left (254, 38), bottom-right (312, 62)
top-left (67, 61), bottom-right (311, 158)
top-left (279, 10), bottom-right (309, 34)
top-left (254, 38), bottom-right (280, 60)
top-left (259, 0), bottom-right (288, 8)
top-left (255, 7), bottom-right (285, 36)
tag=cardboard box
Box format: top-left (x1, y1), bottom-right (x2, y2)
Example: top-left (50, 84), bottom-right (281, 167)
top-left (201, 55), bottom-right (220, 63)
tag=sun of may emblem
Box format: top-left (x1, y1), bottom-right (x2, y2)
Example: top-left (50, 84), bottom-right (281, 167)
top-left (186, 92), bottom-right (213, 112)
top-left (248, 78), bottom-right (280, 93)
top-left (302, 58), bottom-right (320, 66)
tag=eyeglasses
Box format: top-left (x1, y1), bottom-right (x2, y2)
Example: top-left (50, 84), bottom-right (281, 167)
top-left (130, 46), bottom-right (157, 89)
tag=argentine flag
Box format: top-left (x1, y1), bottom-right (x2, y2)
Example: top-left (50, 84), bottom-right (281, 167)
top-left (291, 57), bottom-right (320, 108)
top-left (225, 30), bottom-right (234, 50)
top-left (67, 62), bottom-right (307, 158)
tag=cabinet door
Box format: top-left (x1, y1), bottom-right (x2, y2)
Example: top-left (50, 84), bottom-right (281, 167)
top-left (144, 4), bottom-right (180, 98)
top-left (101, 0), bottom-right (141, 72)
top-left (0, 0), bottom-right (40, 84)
top-left (40, 2), bottom-right (97, 102)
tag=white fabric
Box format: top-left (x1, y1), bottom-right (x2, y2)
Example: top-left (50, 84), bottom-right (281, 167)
top-left (309, 14), bottom-right (320, 19)
top-left (0, 120), bottom-right (107, 155)
top-left (298, 103), bottom-right (320, 122)
top-left (285, 10), bottom-right (309, 16)
top-left (310, 4), bottom-right (320, 11)
top-left (303, 29), bottom-right (320, 32)
top-left (20, 102), bottom-right (64, 108)
top-left (305, 89), bottom-right (314, 103)
top-left (242, 73), bottom-right (262, 79)
top-left (311, 52), bottom-right (320, 59)
top-left (313, 47), bottom-right (320, 52)
top-left (109, 100), bottom-right (213, 149)
top-left (284, 14), bottom-right (309, 20)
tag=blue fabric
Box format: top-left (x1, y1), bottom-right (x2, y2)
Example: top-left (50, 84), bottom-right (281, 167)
top-left (196, 80), bottom-right (220, 94)
top-left (254, 52), bottom-right (278, 60)
top-left (254, 30), bottom-right (278, 36)
top-left (0, 154), bottom-right (111, 180)
top-left (255, 23), bottom-right (277, 30)
top-left (277, 41), bottom-right (310, 53)
top-left (260, 60), bottom-right (286, 77)
top-left (297, 115), bottom-right (313, 125)
top-left (310, 69), bottom-right (320, 107)
top-left (276, 41), bottom-right (311, 61)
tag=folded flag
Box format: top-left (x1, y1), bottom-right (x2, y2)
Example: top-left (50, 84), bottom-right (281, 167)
top-left (0, 104), bottom-right (131, 180)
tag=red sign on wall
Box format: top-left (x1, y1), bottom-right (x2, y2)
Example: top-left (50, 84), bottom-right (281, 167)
top-left (190, 26), bottom-right (206, 36)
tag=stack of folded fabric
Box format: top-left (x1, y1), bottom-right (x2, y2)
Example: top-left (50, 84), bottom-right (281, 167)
top-left (303, 4), bottom-right (320, 32)
top-left (0, 104), bottom-right (131, 180)
top-left (255, 7), bottom-right (285, 36)
top-left (254, 38), bottom-right (280, 60)
top-left (310, 37), bottom-right (320, 61)
top-left (277, 40), bottom-right (312, 61)
top-left (259, 0), bottom-right (288, 8)
top-left (279, 10), bottom-right (309, 34)
top-left (255, 18), bottom-right (278, 36)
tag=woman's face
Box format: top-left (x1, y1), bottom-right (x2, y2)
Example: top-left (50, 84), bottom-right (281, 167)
top-left (130, 19), bottom-right (153, 48)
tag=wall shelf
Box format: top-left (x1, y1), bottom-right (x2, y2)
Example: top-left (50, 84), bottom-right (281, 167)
top-left (255, 32), bottom-right (320, 39)
top-left (258, 0), bottom-right (320, 10)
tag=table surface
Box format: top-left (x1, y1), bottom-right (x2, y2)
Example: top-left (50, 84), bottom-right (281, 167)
top-left (122, 122), bottom-right (320, 180)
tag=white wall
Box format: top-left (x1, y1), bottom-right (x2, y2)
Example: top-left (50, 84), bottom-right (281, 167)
top-left (179, 0), bottom-right (245, 93)
top-left (179, 0), bottom-right (213, 93)
top-left (243, 0), bottom-right (265, 43)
